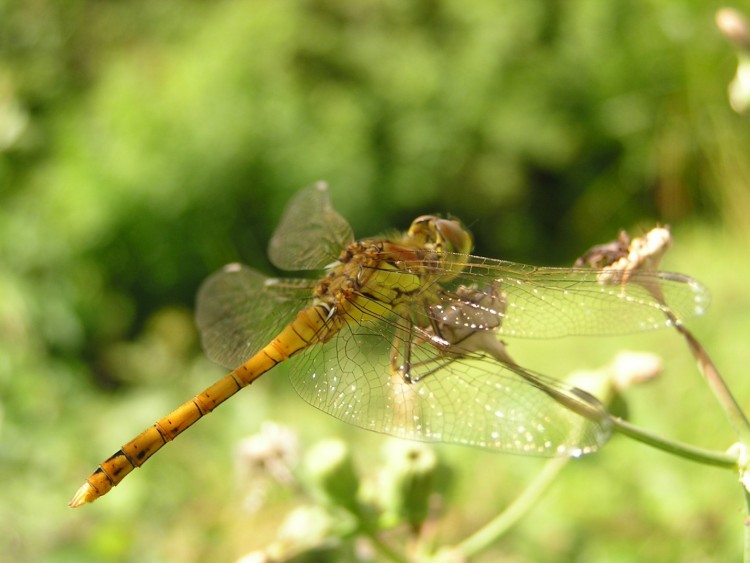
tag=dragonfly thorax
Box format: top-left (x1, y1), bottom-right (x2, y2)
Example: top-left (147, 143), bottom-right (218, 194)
top-left (311, 238), bottom-right (440, 338)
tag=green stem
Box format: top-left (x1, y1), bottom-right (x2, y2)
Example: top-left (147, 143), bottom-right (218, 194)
top-left (674, 323), bottom-right (750, 445)
top-left (445, 414), bottom-right (737, 560)
top-left (364, 530), bottom-right (408, 563)
top-left (440, 401), bottom-right (738, 560)
top-left (351, 507), bottom-right (408, 563)
top-left (638, 278), bottom-right (750, 444)
top-left (610, 416), bottom-right (738, 468)
top-left (451, 456), bottom-right (569, 559)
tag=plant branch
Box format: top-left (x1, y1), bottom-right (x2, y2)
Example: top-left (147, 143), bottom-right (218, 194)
top-left (674, 322), bottom-right (750, 445)
top-left (610, 415), bottom-right (738, 468)
top-left (450, 456), bottom-right (569, 559)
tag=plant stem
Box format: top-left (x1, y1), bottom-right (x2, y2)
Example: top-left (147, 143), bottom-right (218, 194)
top-left (351, 506), bottom-right (409, 563)
top-left (439, 382), bottom-right (738, 560)
top-left (610, 416), bottom-right (738, 468)
top-left (444, 414), bottom-right (737, 560)
top-left (363, 530), bottom-right (408, 563)
top-left (674, 323), bottom-right (750, 445)
top-left (632, 265), bottom-right (750, 444)
top-left (451, 456), bottom-right (569, 559)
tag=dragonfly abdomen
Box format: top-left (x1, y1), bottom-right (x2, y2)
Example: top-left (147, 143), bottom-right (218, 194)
top-left (69, 306), bottom-right (331, 507)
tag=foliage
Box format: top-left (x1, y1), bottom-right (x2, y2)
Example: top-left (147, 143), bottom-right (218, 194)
top-left (2, 0), bottom-right (750, 561)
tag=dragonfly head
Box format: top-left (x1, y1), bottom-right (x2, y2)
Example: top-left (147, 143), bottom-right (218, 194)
top-left (407, 215), bottom-right (473, 272)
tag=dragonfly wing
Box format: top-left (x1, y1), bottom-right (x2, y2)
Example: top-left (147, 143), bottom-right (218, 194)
top-left (195, 263), bottom-right (313, 369)
top-left (420, 256), bottom-right (709, 338)
top-left (268, 182), bottom-right (355, 271)
top-left (286, 317), bottom-right (612, 456)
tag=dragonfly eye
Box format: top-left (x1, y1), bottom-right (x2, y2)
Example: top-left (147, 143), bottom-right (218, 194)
top-left (407, 216), bottom-right (473, 274)
top-left (407, 215), bottom-right (439, 244)
top-left (434, 218), bottom-right (473, 257)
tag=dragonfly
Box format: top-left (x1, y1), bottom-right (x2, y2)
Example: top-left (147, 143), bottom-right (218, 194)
top-left (70, 182), bottom-right (709, 507)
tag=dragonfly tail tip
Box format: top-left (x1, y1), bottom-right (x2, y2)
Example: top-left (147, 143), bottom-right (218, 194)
top-left (69, 482), bottom-right (96, 508)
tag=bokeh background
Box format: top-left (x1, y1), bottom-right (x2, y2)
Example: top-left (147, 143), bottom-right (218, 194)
top-left (3, 1), bottom-right (750, 561)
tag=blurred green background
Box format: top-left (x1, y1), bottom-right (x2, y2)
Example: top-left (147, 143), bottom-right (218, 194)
top-left (2, 0), bottom-right (750, 561)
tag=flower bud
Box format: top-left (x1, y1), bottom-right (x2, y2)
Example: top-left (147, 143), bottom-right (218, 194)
top-left (378, 439), bottom-right (442, 529)
top-left (716, 9), bottom-right (750, 114)
top-left (303, 439), bottom-right (360, 511)
top-left (729, 54), bottom-right (750, 115)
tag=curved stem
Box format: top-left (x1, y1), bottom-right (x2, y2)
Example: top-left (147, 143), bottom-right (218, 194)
top-left (350, 506), bottom-right (408, 563)
top-left (610, 416), bottom-right (738, 468)
top-left (452, 456), bottom-right (569, 559)
top-left (362, 530), bottom-right (408, 563)
top-left (674, 323), bottom-right (750, 445)
top-left (442, 415), bottom-right (737, 560)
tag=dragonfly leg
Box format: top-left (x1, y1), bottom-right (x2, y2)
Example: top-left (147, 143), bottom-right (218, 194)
top-left (388, 313), bottom-right (424, 385)
top-left (399, 317), bottom-right (416, 384)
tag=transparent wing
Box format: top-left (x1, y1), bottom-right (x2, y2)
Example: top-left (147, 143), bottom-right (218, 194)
top-left (286, 311), bottom-right (612, 455)
top-left (195, 263), bottom-right (314, 369)
top-left (268, 181), bottom-right (354, 271)
top-left (411, 254), bottom-right (709, 338)
top-left (280, 250), bottom-right (704, 452)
